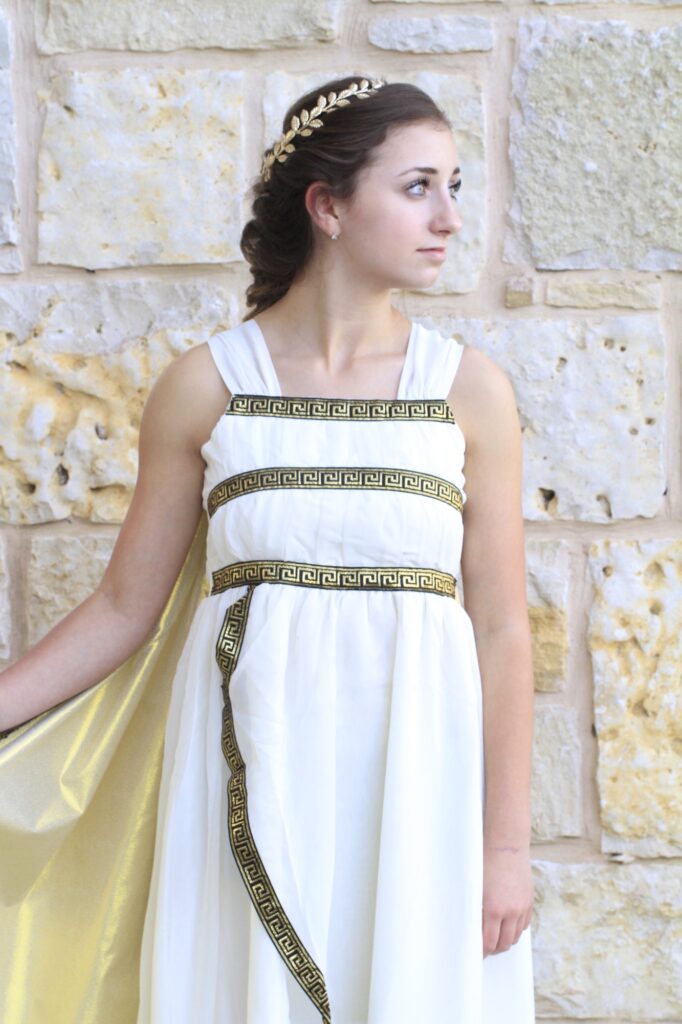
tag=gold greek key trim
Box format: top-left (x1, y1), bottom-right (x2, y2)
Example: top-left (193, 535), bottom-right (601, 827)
top-left (207, 465), bottom-right (464, 518)
top-left (211, 559), bottom-right (458, 599)
top-left (227, 393), bottom-right (456, 422)
top-left (213, 557), bottom-right (459, 1019)
top-left (216, 587), bottom-right (331, 1023)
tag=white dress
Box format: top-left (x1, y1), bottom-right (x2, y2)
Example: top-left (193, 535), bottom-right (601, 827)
top-left (136, 318), bottom-right (536, 1024)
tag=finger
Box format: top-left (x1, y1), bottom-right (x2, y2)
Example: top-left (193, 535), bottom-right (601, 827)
top-left (513, 915), bottom-right (526, 945)
top-left (493, 914), bottom-right (519, 954)
top-left (482, 910), bottom-right (501, 958)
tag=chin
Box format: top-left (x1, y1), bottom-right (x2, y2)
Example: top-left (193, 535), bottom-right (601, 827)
top-left (395, 269), bottom-right (442, 288)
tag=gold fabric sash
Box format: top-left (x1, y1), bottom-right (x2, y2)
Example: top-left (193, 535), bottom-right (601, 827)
top-left (0, 515), bottom-right (209, 1024)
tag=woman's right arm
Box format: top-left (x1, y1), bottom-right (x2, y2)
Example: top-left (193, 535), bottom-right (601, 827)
top-left (0, 342), bottom-right (230, 734)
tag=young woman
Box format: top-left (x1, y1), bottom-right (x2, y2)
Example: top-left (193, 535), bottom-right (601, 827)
top-left (0, 76), bottom-right (535, 1022)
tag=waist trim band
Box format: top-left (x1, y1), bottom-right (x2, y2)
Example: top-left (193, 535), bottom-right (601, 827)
top-left (210, 558), bottom-right (458, 600)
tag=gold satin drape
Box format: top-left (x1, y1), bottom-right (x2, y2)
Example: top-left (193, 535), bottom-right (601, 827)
top-left (0, 514), bottom-right (209, 1024)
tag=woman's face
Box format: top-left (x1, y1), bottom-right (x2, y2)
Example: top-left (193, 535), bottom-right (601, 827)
top-left (316, 120), bottom-right (463, 290)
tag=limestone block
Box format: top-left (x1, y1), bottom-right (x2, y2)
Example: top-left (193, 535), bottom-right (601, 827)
top-left (587, 539), bottom-right (682, 857)
top-left (0, 535), bottom-right (9, 661)
top-left (371, 0), bottom-right (500, 4)
top-left (531, 706), bottom-right (582, 840)
top-left (505, 275), bottom-right (535, 308)
top-left (531, 860), bottom-right (682, 1019)
top-left (27, 533), bottom-right (116, 646)
top-left (0, 11), bottom-right (21, 273)
top-left (264, 70), bottom-right (486, 293)
top-left (526, 540), bottom-right (571, 692)
top-left (0, 279), bottom-right (240, 524)
top-left (368, 15), bottom-right (493, 53)
top-left (504, 17), bottom-right (682, 271)
top-left (430, 313), bottom-right (665, 522)
top-left (37, 69), bottom-right (245, 269)
top-left (536, 0), bottom-right (680, 5)
top-left (546, 276), bottom-right (662, 309)
top-left (34, 0), bottom-right (340, 54)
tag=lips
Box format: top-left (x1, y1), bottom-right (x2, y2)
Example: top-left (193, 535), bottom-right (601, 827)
top-left (418, 247), bottom-right (445, 253)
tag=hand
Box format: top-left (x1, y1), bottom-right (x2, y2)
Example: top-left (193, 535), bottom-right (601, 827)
top-left (482, 841), bottom-right (534, 958)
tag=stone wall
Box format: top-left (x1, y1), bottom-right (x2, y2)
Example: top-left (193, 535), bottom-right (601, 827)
top-left (1, 0), bottom-right (681, 1018)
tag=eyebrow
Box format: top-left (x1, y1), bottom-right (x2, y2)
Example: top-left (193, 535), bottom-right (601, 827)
top-left (396, 166), bottom-right (461, 177)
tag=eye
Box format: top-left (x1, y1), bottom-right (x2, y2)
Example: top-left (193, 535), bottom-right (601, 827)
top-left (406, 175), bottom-right (461, 202)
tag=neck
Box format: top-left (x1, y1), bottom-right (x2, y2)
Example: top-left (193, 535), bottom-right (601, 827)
top-left (260, 284), bottom-right (409, 365)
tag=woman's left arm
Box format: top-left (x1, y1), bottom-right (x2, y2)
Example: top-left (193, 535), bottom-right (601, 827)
top-left (475, 620), bottom-right (535, 958)
top-left (449, 345), bottom-right (535, 958)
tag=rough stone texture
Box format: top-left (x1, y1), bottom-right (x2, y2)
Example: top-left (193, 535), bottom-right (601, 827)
top-left (0, 4), bottom-right (679, 1020)
top-left (587, 539), bottom-right (682, 858)
top-left (0, 280), bottom-right (241, 524)
top-left (531, 860), bottom-right (682, 1019)
top-left (526, 539), bottom-right (571, 692)
top-left (27, 534), bottom-right (116, 646)
top-left (264, 70), bottom-right (486, 293)
top-left (368, 15), bottom-right (493, 53)
top-left (546, 276), bottom-right (662, 309)
top-left (504, 16), bottom-right (682, 271)
top-left (34, 0), bottom-right (340, 53)
top-left (371, 0), bottom-right (499, 4)
top-left (430, 313), bottom-right (665, 522)
top-left (0, 536), bottom-right (9, 661)
top-left (37, 69), bottom-right (245, 270)
top-left (531, 706), bottom-right (583, 840)
top-left (505, 275), bottom-right (535, 308)
top-left (0, 11), bottom-right (21, 273)
top-left (537, 0), bottom-right (681, 4)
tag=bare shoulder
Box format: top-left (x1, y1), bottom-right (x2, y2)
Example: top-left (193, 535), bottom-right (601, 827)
top-left (149, 341), bottom-right (233, 454)
top-left (446, 342), bottom-right (519, 450)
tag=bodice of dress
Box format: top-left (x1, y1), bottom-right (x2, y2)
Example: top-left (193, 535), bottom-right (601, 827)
top-left (199, 318), bottom-right (467, 587)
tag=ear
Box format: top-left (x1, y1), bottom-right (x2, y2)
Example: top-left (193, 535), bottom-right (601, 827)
top-left (304, 180), bottom-right (342, 238)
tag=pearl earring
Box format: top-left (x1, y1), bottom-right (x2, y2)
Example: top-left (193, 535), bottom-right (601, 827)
top-left (331, 233), bottom-right (338, 241)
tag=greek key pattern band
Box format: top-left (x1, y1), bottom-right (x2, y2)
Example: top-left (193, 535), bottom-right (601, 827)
top-left (207, 465), bottom-right (464, 518)
top-left (211, 558), bottom-right (458, 600)
top-left (226, 393), bottom-right (456, 422)
top-left (215, 585), bottom-right (332, 1023)
top-left (213, 555), bottom-right (459, 1021)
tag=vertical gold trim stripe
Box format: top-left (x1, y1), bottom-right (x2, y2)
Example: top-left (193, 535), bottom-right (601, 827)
top-left (207, 465), bottom-right (463, 518)
top-left (216, 586), bottom-right (332, 1023)
top-left (213, 557), bottom-right (460, 1020)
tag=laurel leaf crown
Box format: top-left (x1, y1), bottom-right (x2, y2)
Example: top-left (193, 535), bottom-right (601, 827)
top-left (260, 78), bottom-right (385, 182)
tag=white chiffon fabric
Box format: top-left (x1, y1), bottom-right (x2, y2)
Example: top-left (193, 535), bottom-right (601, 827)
top-left (136, 318), bottom-right (535, 1023)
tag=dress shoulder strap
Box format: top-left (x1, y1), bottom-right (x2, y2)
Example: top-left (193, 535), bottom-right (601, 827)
top-left (205, 320), bottom-right (277, 397)
top-left (402, 322), bottom-right (466, 401)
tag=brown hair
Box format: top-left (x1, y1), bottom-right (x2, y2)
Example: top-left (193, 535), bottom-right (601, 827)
top-left (240, 75), bottom-right (452, 321)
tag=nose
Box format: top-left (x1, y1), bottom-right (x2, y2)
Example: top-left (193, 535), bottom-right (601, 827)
top-left (437, 190), bottom-right (461, 235)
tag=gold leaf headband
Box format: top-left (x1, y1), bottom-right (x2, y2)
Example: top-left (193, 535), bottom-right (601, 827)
top-left (260, 77), bottom-right (386, 183)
